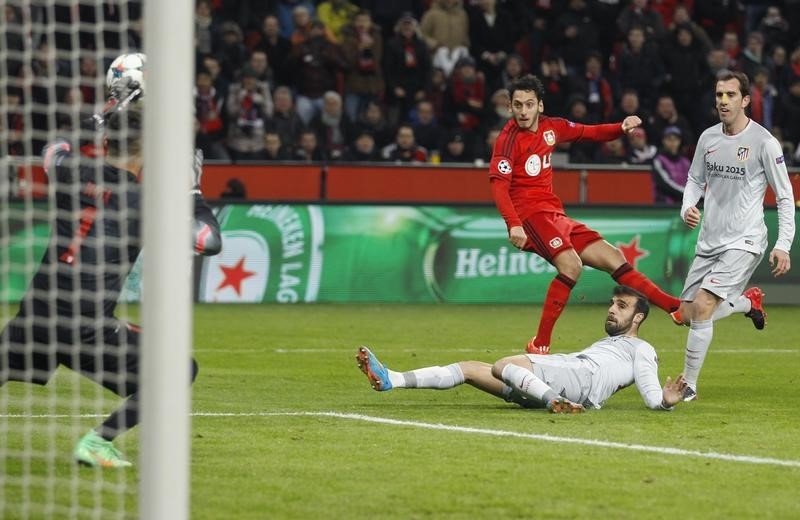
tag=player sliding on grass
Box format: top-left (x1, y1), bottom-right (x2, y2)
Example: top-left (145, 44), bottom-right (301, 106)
top-left (357, 286), bottom-right (688, 413)
top-left (489, 75), bottom-right (681, 355)
top-left (670, 71), bottom-right (795, 402)
top-left (0, 105), bottom-right (221, 468)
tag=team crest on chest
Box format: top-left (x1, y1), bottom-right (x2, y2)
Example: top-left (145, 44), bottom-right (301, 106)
top-left (525, 154), bottom-right (542, 176)
top-left (737, 147), bottom-right (749, 161)
top-left (543, 130), bottom-right (556, 146)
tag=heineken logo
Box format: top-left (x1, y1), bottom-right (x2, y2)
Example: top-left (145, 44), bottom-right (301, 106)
top-left (454, 247), bottom-right (556, 278)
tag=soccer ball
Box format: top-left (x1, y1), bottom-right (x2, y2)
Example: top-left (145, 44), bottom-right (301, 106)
top-left (106, 53), bottom-right (146, 93)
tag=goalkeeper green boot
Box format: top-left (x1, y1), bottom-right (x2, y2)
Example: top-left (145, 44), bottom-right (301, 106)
top-left (74, 430), bottom-right (132, 468)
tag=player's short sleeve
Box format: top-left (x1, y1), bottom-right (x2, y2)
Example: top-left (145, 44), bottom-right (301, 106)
top-left (488, 127), bottom-right (515, 180)
top-left (549, 118), bottom-right (585, 142)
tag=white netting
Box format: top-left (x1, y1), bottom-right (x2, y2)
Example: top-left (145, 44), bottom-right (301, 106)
top-left (1, 1), bottom-right (144, 518)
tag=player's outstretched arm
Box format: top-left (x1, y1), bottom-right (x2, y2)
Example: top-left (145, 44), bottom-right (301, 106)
top-left (620, 115), bottom-right (642, 133)
top-left (190, 149), bottom-right (222, 256)
top-left (660, 374), bottom-right (688, 409)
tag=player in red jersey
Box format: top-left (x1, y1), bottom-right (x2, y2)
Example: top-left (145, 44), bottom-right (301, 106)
top-left (489, 75), bottom-right (680, 354)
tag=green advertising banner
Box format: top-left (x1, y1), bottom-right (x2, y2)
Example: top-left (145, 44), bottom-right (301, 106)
top-left (195, 204), bottom-right (799, 304)
top-left (4, 203), bottom-right (799, 304)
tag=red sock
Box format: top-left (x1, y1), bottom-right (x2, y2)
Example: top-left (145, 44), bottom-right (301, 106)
top-left (535, 274), bottom-right (576, 347)
top-left (612, 263), bottom-right (680, 312)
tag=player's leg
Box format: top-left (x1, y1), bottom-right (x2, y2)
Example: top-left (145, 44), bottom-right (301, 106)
top-left (520, 213), bottom-right (582, 354)
top-left (491, 355), bottom-right (584, 413)
top-left (356, 346), bottom-right (471, 392)
top-left (578, 238), bottom-right (680, 314)
top-left (680, 250), bottom-right (759, 399)
top-left (0, 321), bottom-right (59, 387)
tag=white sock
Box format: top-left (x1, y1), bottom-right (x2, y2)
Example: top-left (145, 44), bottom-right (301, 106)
top-left (712, 295), bottom-right (751, 321)
top-left (399, 363), bottom-right (465, 389)
top-left (684, 319), bottom-right (713, 389)
top-left (500, 364), bottom-right (557, 402)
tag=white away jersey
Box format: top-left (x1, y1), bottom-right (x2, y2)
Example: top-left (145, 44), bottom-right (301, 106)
top-left (681, 120), bottom-right (795, 256)
top-left (576, 336), bottom-right (663, 409)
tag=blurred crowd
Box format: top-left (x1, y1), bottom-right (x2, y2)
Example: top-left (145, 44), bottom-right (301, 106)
top-left (4, 0), bottom-right (800, 170)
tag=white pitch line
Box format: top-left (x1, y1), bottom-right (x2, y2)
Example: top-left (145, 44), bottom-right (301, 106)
top-left (193, 348), bottom-right (799, 354)
top-left (2, 410), bottom-right (798, 469)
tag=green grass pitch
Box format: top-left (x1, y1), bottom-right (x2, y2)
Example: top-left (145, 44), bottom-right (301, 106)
top-left (2, 303), bottom-right (799, 519)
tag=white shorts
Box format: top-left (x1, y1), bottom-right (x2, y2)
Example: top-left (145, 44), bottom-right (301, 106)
top-left (680, 249), bottom-right (763, 301)
top-left (525, 353), bottom-right (594, 407)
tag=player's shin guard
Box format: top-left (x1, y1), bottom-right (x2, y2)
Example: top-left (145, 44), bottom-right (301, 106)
top-left (534, 274), bottom-right (576, 347)
top-left (612, 263), bottom-right (680, 312)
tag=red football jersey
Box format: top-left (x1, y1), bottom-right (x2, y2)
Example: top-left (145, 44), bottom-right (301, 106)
top-left (489, 116), bottom-right (624, 228)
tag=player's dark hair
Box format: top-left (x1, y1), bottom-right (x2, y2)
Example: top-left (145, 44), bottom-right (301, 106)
top-left (508, 74), bottom-right (545, 103)
top-left (717, 70), bottom-right (751, 98)
top-left (106, 107), bottom-right (143, 158)
top-left (613, 285), bottom-right (650, 322)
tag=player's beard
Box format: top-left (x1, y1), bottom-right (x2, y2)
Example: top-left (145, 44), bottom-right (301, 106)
top-left (605, 315), bottom-right (634, 336)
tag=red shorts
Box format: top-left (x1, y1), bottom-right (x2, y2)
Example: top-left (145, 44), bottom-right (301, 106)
top-left (520, 212), bottom-right (603, 262)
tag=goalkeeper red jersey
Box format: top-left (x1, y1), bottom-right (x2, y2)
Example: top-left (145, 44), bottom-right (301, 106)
top-left (488, 116), bottom-right (624, 229)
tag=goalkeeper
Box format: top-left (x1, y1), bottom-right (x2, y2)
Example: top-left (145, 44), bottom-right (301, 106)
top-left (0, 104), bottom-right (221, 467)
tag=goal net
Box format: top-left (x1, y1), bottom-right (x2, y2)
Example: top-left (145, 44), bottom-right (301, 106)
top-left (1, 1), bottom-right (193, 518)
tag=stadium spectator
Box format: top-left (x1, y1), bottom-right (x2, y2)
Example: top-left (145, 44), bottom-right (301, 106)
top-left (247, 50), bottom-right (273, 86)
top-left (383, 12), bottom-right (432, 125)
top-left (254, 15), bottom-right (292, 87)
top-left (609, 88), bottom-right (649, 127)
top-left (4, 87), bottom-right (25, 156)
top-left (439, 128), bottom-right (475, 163)
top-left (757, 5), bottom-right (792, 52)
top-left (668, 4), bottom-right (712, 53)
top-left (768, 45), bottom-right (791, 95)
top-left (693, 2), bottom-right (740, 43)
top-left (288, 20), bottom-right (347, 124)
top-left (356, 286), bottom-right (689, 413)
top-left (647, 94), bottom-right (693, 150)
top-left (673, 71), bottom-right (794, 401)
top-left (195, 0), bottom-right (217, 57)
top-left (289, 5), bottom-right (315, 46)
top-left (77, 56), bottom-right (102, 105)
top-left (201, 54), bottom-right (229, 101)
top-left (342, 130), bottom-right (381, 161)
top-left (214, 21), bottom-right (248, 82)
top-left (720, 30), bottom-right (742, 70)
top-left (739, 32), bottom-right (768, 82)
top-left (616, 0), bottom-right (666, 42)
top-left (308, 91), bottom-right (355, 161)
top-left (316, 0), bottom-right (359, 42)
top-left (650, 125), bottom-right (689, 205)
top-left (340, 10), bottom-right (384, 121)
top-left (661, 23), bottom-right (709, 128)
top-left (275, 0), bottom-right (316, 40)
top-left (420, 0), bottom-right (471, 78)
top-left (479, 126), bottom-right (502, 164)
top-left (3, 4), bottom-right (24, 76)
top-left (467, 0), bottom-right (519, 89)
top-left (261, 130), bottom-right (292, 160)
top-left (351, 101), bottom-right (391, 149)
top-left (194, 68), bottom-right (230, 161)
top-left (443, 56), bottom-right (485, 138)
top-left (569, 51), bottom-right (613, 122)
top-left (382, 124), bottom-right (428, 163)
top-left (264, 86), bottom-right (305, 149)
top-left (750, 66), bottom-right (778, 130)
top-left (407, 99), bottom-right (444, 153)
top-left (775, 77), bottom-right (800, 149)
top-left (495, 53), bottom-right (525, 92)
top-left (483, 88), bottom-right (512, 131)
top-left (550, 0), bottom-right (600, 75)
top-left (489, 75), bottom-right (680, 354)
top-left (225, 66), bottom-right (270, 161)
top-left (561, 94), bottom-right (599, 164)
top-left (593, 136), bottom-right (627, 164)
top-left (293, 129), bottom-right (326, 162)
top-left (616, 25), bottom-right (665, 109)
top-left (538, 54), bottom-right (570, 118)
top-left (360, 0), bottom-right (426, 41)
top-left (625, 127), bottom-right (657, 165)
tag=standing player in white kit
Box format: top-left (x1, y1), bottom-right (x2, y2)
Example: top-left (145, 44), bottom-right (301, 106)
top-left (673, 71), bottom-right (795, 401)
